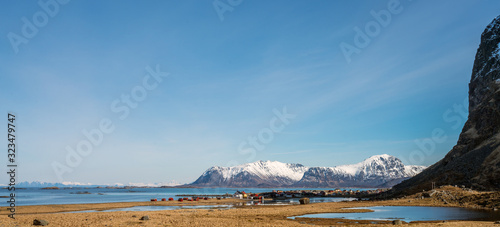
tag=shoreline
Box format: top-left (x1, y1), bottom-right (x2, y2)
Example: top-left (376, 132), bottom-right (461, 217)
top-left (0, 198), bottom-right (245, 215)
top-left (1, 186), bottom-right (498, 226)
top-left (0, 201), bottom-right (496, 226)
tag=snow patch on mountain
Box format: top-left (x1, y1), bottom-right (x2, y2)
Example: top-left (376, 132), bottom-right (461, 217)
top-left (404, 165), bottom-right (427, 176)
top-left (334, 154), bottom-right (395, 176)
top-left (204, 160), bottom-right (308, 181)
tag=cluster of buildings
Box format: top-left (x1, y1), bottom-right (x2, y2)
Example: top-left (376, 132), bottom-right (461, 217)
top-left (233, 191), bottom-right (261, 199)
top-left (233, 188), bottom-right (388, 199)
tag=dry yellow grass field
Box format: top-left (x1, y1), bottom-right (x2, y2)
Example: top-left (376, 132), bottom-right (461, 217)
top-left (1, 186), bottom-right (499, 226)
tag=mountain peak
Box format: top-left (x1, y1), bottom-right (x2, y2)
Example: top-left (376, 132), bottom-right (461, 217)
top-left (252, 160), bottom-right (280, 165)
top-left (484, 15), bottom-right (500, 35)
top-left (367, 154), bottom-right (393, 159)
top-left (362, 154), bottom-right (398, 163)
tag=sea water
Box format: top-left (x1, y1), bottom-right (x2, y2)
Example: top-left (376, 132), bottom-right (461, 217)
top-left (2, 187), bottom-right (369, 206)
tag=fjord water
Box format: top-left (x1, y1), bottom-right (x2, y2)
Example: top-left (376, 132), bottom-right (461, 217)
top-left (292, 206), bottom-right (500, 222)
top-left (5, 187), bottom-right (368, 206)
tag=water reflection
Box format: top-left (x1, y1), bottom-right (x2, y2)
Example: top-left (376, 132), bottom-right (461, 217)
top-left (243, 197), bottom-right (356, 206)
top-left (68, 205), bottom-right (233, 213)
top-left (291, 206), bottom-right (500, 222)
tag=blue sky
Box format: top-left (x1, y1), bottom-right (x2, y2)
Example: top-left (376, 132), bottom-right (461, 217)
top-left (1, 0), bottom-right (499, 185)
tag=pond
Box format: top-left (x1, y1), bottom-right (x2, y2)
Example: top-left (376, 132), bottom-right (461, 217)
top-left (68, 205), bottom-right (233, 213)
top-left (244, 197), bottom-right (356, 206)
top-left (290, 206), bottom-right (500, 222)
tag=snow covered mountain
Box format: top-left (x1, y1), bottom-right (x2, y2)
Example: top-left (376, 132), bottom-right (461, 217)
top-left (404, 165), bottom-right (427, 176)
top-left (16, 181), bottom-right (67, 188)
top-left (191, 160), bottom-right (309, 187)
top-left (295, 154), bottom-right (426, 187)
top-left (190, 154), bottom-right (426, 188)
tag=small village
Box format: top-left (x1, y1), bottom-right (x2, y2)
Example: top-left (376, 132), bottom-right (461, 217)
top-left (175, 188), bottom-right (391, 202)
top-left (233, 188), bottom-right (389, 200)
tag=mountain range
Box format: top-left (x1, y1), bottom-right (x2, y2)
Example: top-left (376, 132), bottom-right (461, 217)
top-left (12, 181), bottom-right (182, 188)
top-left (189, 154), bottom-right (426, 188)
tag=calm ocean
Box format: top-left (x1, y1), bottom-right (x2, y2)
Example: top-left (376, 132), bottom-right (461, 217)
top-left (3, 187), bottom-right (370, 206)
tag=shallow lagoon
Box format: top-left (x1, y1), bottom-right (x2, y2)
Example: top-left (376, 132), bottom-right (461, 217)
top-left (291, 206), bottom-right (500, 222)
top-left (68, 205), bottom-right (233, 213)
top-left (69, 197), bottom-right (357, 212)
top-left (246, 197), bottom-right (356, 205)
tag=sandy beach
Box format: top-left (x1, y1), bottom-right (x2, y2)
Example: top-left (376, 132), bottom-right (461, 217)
top-left (1, 186), bottom-right (499, 226)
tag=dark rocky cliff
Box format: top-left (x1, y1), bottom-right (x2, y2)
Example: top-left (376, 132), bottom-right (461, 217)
top-left (392, 16), bottom-right (500, 195)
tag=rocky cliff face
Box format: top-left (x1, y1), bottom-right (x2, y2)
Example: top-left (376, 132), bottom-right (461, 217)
top-left (393, 16), bottom-right (500, 194)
